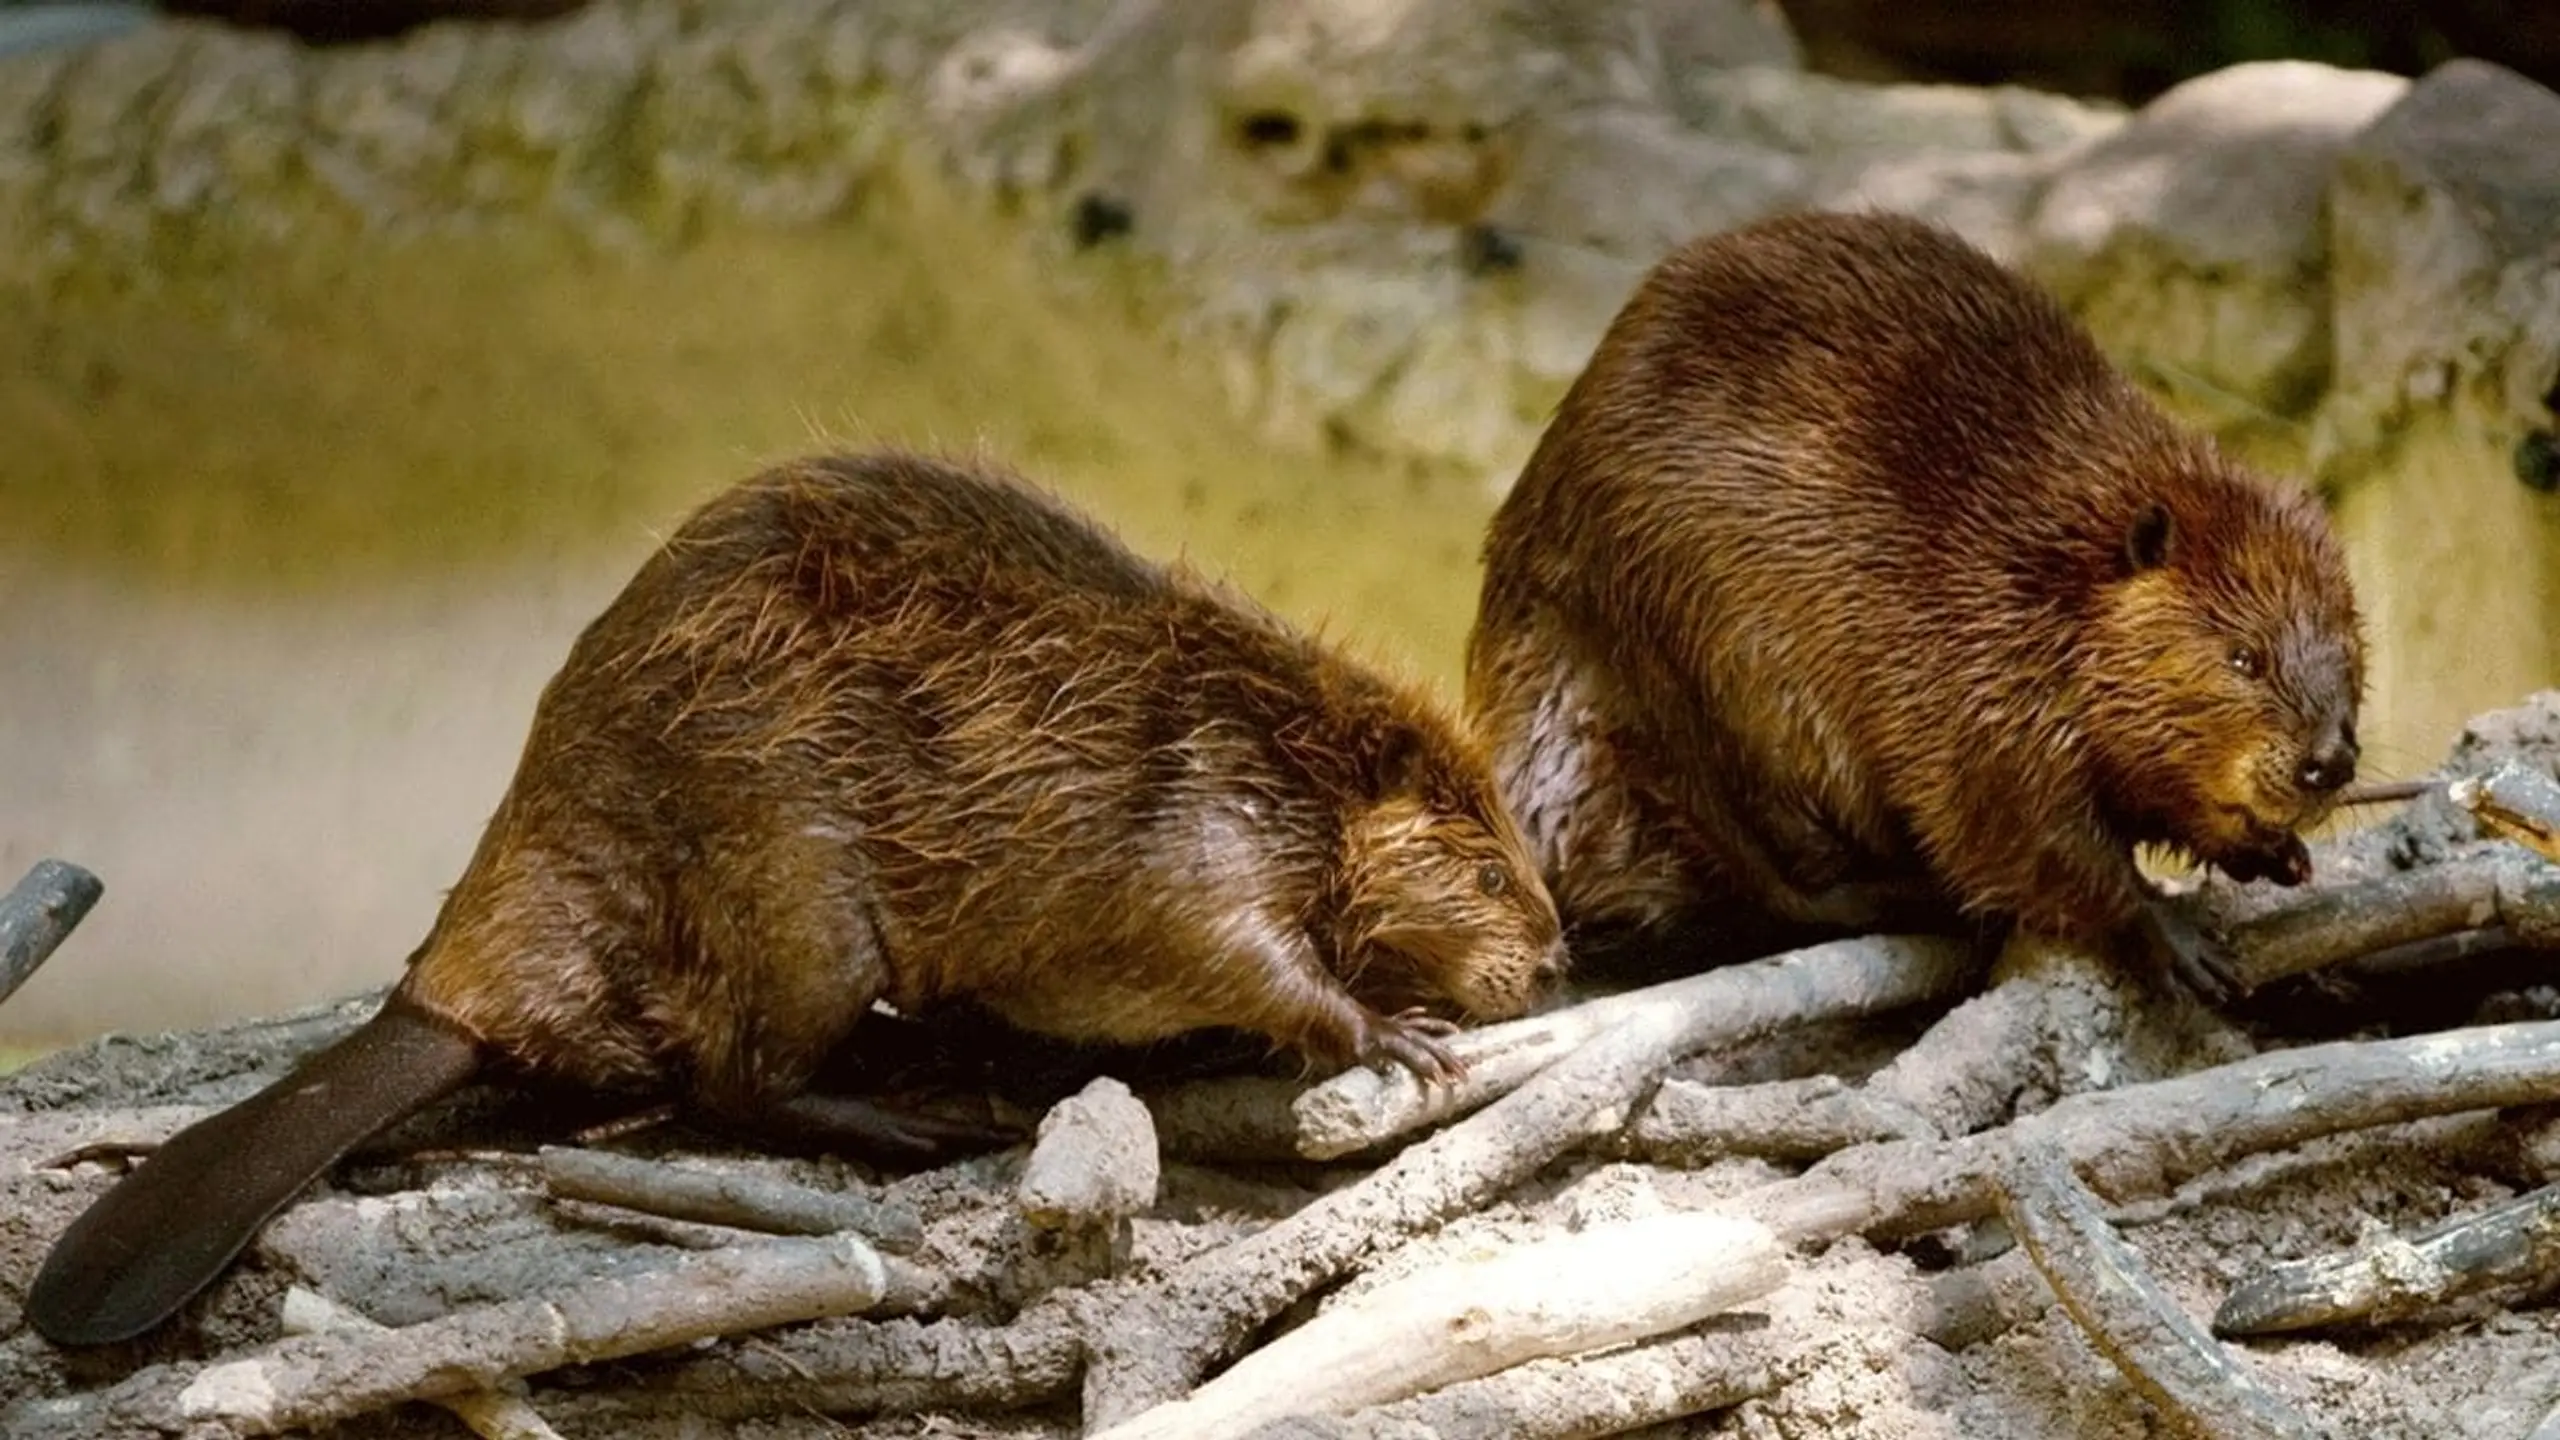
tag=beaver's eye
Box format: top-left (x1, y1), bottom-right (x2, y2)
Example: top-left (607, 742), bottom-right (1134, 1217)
top-left (2226, 644), bottom-right (2262, 681)
top-left (1475, 862), bottom-right (1508, 897)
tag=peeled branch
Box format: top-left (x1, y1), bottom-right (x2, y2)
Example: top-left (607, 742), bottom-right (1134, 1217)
top-left (1283, 934), bottom-right (1980, 1160)
top-left (1092, 1212), bottom-right (1790, 1440)
top-left (279, 1288), bottom-right (566, 1440)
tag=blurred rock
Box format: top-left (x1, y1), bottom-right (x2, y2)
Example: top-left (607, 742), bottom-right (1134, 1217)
top-left (2025, 61), bottom-right (2408, 427)
top-left (2316, 59), bottom-right (2560, 775)
top-left (0, 1), bottom-right (2552, 767)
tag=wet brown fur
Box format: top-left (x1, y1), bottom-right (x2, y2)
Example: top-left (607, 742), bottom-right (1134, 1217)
top-left (1467, 210), bottom-right (2365, 974)
top-left (30, 448), bottom-right (1564, 1348)
top-left (413, 447), bottom-right (1564, 1104)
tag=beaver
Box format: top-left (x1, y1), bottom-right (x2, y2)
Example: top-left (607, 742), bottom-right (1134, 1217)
top-left (30, 448), bottom-right (1566, 1348)
top-left (1466, 209), bottom-right (2363, 994)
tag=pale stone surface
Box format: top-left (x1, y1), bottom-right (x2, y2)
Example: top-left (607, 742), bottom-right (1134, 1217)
top-left (2025, 60), bottom-right (2410, 417)
top-left (2318, 59), bottom-right (2560, 774)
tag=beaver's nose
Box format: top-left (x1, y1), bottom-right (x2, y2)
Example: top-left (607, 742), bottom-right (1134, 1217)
top-left (2296, 720), bottom-right (2358, 794)
top-left (1532, 939), bottom-right (1570, 995)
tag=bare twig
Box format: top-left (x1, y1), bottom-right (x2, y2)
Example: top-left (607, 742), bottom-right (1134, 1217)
top-left (1080, 935), bottom-right (1969, 1427)
top-left (1281, 935), bottom-right (1980, 1161)
top-left (1093, 1213), bottom-right (1788, 1440)
top-left (279, 1288), bottom-right (566, 1440)
top-left (536, 1145), bottom-right (923, 1252)
top-left (1997, 1141), bottom-right (2317, 1439)
top-left (2452, 760), bottom-right (2560, 862)
top-left (0, 858), bottom-right (103, 1008)
top-left (1625, 1074), bottom-right (1933, 1163)
top-left (2337, 778), bottom-right (2443, 808)
top-left (10, 1231), bottom-right (895, 1439)
top-left (2213, 1179), bottom-right (2560, 1336)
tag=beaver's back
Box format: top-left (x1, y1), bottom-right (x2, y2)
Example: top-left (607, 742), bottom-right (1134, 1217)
top-left (468, 451), bottom-right (1403, 1032)
top-left (1488, 216), bottom-right (2214, 849)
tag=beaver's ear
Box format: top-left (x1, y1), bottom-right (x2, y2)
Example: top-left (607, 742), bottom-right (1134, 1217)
top-left (2124, 502), bottom-right (2174, 574)
top-left (1365, 723), bottom-right (1430, 799)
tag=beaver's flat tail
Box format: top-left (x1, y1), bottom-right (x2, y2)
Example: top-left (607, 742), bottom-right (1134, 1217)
top-left (25, 991), bottom-right (482, 1346)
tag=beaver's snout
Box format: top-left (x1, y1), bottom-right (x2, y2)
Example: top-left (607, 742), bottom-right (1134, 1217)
top-left (2294, 715), bottom-right (2358, 796)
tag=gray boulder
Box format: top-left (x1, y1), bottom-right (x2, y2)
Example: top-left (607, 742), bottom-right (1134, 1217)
top-left (2316, 59), bottom-right (2560, 772)
top-left (2025, 60), bottom-right (2409, 424)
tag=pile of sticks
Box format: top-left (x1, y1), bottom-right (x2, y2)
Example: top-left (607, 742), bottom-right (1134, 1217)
top-left (6, 747), bottom-right (2560, 1439)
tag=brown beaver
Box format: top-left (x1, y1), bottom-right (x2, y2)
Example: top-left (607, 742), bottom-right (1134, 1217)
top-left (30, 448), bottom-right (1565, 1347)
top-left (1466, 210), bottom-right (2363, 993)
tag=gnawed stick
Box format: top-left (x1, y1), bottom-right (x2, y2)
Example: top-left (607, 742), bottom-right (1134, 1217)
top-left (1093, 1213), bottom-right (1789, 1440)
top-left (1079, 935), bottom-right (1967, 1427)
top-left (0, 858), bottom-right (102, 1008)
top-left (1728, 1018), bottom-right (2560, 1248)
top-left (279, 1288), bottom-right (566, 1440)
top-left (536, 1144), bottom-right (924, 1252)
top-left (1283, 935), bottom-right (1981, 1161)
top-left (1626, 1073), bottom-right (1933, 1163)
top-left (1997, 1141), bottom-right (2318, 1440)
top-left (1018, 1076), bottom-right (1160, 1232)
top-left (2213, 1178), bottom-right (2560, 1336)
top-left (537, 1293), bottom-right (1088, 1425)
top-left (2226, 851), bottom-right (2560, 990)
top-left (6, 1231), bottom-right (895, 1439)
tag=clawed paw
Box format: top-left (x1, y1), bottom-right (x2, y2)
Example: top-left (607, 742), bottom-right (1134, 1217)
top-left (2217, 835), bottom-right (2313, 888)
top-left (2137, 899), bottom-right (2245, 1006)
top-left (1357, 1008), bottom-right (1468, 1085)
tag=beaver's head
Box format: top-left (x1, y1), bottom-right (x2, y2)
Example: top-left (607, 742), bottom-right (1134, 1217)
top-left (2079, 462), bottom-right (2365, 876)
top-left (1328, 718), bottom-right (1569, 1024)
